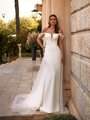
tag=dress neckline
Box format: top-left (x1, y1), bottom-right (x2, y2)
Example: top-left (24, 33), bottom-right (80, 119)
top-left (45, 33), bottom-right (59, 39)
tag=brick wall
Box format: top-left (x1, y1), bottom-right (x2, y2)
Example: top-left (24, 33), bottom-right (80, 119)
top-left (71, 0), bottom-right (90, 120)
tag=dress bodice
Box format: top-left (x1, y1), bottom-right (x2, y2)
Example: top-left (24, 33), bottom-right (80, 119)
top-left (38, 32), bottom-right (64, 48)
top-left (43, 33), bottom-right (59, 47)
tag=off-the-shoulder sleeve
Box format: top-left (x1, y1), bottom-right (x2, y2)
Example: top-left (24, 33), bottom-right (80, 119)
top-left (38, 33), bottom-right (46, 46)
top-left (59, 33), bottom-right (64, 40)
top-left (38, 33), bottom-right (45, 38)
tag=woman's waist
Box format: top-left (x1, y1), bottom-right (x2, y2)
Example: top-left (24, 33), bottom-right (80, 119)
top-left (45, 44), bottom-right (58, 48)
top-left (45, 44), bottom-right (60, 51)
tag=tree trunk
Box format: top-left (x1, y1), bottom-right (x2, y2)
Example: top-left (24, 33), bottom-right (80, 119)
top-left (14, 0), bottom-right (20, 35)
top-left (31, 46), bottom-right (37, 61)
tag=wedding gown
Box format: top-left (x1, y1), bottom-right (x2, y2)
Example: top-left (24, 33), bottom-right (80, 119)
top-left (10, 32), bottom-right (64, 115)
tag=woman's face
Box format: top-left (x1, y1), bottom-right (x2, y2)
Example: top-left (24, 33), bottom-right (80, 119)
top-left (49, 16), bottom-right (57, 26)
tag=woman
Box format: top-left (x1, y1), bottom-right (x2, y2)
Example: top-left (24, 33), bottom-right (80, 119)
top-left (10, 14), bottom-right (64, 115)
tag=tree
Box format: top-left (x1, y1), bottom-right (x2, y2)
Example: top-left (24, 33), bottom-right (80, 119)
top-left (0, 20), bottom-right (7, 63)
top-left (0, 17), bottom-right (41, 61)
top-left (37, 19), bottom-right (42, 33)
top-left (0, 32), bottom-right (3, 63)
top-left (7, 19), bottom-right (16, 34)
top-left (14, 0), bottom-right (20, 35)
top-left (0, 20), bottom-right (6, 33)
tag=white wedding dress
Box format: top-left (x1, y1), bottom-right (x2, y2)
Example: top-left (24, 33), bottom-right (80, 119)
top-left (10, 33), bottom-right (64, 115)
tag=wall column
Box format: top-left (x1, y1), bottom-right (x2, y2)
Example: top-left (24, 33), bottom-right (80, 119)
top-left (51, 0), bottom-right (71, 91)
top-left (45, 0), bottom-right (51, 26)
top-left (42, 0), bottom-right (46, 29)
top-left (51, 0), bottom-right (65, 30)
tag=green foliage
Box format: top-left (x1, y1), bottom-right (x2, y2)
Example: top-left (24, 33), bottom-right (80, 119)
top-left (25, 31), bottom-right (39, 52)
top-left (17, 17), bottom-right (41, 52)
top-left (0, 29), bottom-right (18, 58)
top-left (20, 17), bottom-right (39, 33)
top-left (43, 114), bottom-right (77, 120)
top-left (1, 35), bottom-right (17, 56)
top-left (22, 52), bottom-right (32, 57)
top-left (7, 19), bottom-right (16, 34)
top-left (0, 31), bottom-right (9, 56)
top-left (5, 36), bottom-right (18, 56)
top-left (36, 19), bottom-right (42, 33)
top-left (0, 19), bottom-right (6, 33)
top-left (0, 16), bottom-right (42, 60)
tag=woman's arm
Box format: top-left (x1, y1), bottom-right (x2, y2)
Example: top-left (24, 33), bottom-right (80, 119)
top-left (37, 33), bottom-right (45, 51)
top-left (37, 28), bottom-right (47, 52)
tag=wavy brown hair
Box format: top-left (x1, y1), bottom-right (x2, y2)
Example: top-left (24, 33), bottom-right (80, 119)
top-left (48, 14), bottom-right (60, 33)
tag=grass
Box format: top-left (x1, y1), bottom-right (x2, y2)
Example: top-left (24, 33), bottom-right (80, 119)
top-left (22, 52), bottom-right (32, 57)
top-left (22, 51), bottom-right (40, 57)
top-left (43, 114), bottom-right (77, 120)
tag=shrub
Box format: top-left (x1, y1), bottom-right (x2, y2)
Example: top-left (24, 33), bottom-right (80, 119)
top-left (43, 114), bottom-right (77, 120)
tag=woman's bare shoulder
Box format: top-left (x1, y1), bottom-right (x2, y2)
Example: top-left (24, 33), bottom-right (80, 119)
top-left (38, 28), bottom-right (47, 38)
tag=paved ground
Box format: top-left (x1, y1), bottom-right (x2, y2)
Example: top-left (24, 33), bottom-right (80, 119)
top-left (0, 57), bottom-right (69, 120)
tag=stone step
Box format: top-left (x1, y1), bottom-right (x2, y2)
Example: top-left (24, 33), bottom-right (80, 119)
top-left (0, 110), bottom-right (69, 120)
top-left (0, 111), bottom-right (47, 120)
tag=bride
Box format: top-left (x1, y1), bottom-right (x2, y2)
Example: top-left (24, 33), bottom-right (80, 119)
top-left (10, 14), bottom-right (64, 115)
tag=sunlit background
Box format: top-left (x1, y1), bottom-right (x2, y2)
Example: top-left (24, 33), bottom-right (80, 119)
top-left (0, 0), bottom-right (42, 22)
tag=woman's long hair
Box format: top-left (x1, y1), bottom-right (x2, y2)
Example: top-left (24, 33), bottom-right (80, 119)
top-left (48, 14), bottom-right (60, 33)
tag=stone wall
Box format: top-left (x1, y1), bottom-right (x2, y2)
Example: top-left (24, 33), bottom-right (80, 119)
top-left (70, 0), bottom-right (90, 120)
